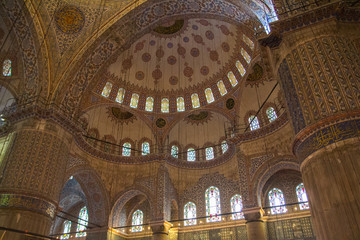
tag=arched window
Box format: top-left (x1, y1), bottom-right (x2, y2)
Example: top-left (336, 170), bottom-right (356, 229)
top-left (231, 195), bottom-right (244, 220)
top-left (205, 147), bottom-right (214, 160)
top-left (2, 59), bottom-right (11, 76)
top-left (122, 142), bottom-right (131, 156)
top-left (249, 115), bottom-right (260, 131)
top-left (266, 107), bottom-right (277, 122)
top-left (177, 97), bottom-right (185, 112)
top-left (145, 97), bottom-right (154, 112)
top-left (205, 88), bottom-right (214, 103)
top-left (227, 71), bottom-right (238, 87)
top-left (243, 34), bottom-right (254, 50)
top-left (131, 209), bottom-right (143, 232)
top-left (76, 206), bottom-right (88, 237)
top-left (142, 142), bottom-right (150, 155)
top-left (171, 145), bottom-right (179, 158)
top-left (296, 183), bottom-right (309, 210)
top-left (268, 188), bottom-right (287, 214)
top-left (187, 148), bottom-right (196, 161)
top-left (221, 141), bottom-right (228, 154)
top-left (161, 98), bottom-right (169, 113)
top-left (60, 220), bottom-right (71, 239)
top-left (241, 48), bottom-right (251, 64)
top-left (115, 88), bottom-right (125, 103)
top-left (130, 93), bottom-right (139, 108)
top-left (184, 202), bottom-right (197, 226)
top-left (191, 93), bottom-right (200, 108)
top-left (236, 60), bottom-right (246, 77)
top-left (217, 80), bottom-right (227, 96)
top-left (101, 82), bottom-right (113, 97)
top-left (205, 186), bottom-right (221, 222)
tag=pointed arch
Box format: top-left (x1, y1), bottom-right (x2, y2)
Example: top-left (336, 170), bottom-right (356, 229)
top-left (231, 194), bottom-right (244, 220)
top-left (76, 206), bottom-right (88, 237)
top-left (184, 202), bottom-right (197, 226)
top-left (296, 183), bottom-right (309, 210)
top-left (268, 188), bottom-right (287, 214)
top-left (205, 186), bottom-right (221, 222)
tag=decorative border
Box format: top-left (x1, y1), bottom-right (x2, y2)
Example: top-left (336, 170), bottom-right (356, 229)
top-left (294, 118), bottom-right (360, 160)
top-left (0, 193), bottom-right (56, 218)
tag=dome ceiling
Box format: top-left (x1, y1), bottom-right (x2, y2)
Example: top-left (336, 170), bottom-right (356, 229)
top-left (107, 17), bottom-right (249, 93)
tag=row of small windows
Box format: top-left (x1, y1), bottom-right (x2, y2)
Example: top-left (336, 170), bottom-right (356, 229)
top-left (130, 186), bottom-right (243, 232)
top-left (61, 206), bottom-right (88, 239)
top-left (171, 141), bottom-right (228, 161)
top-left (100, 50), bottom-right (251, 112)
top-left (113, 141), bottom-right (227, 158)
top-left (248, 107), bottom-right (278, 131)
top-left (130, 183), bottom-right (309, 232)
top-left (61, 184), bottom-right (308, 236)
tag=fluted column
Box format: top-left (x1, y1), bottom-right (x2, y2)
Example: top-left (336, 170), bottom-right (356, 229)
top-left (0, 119), bottom-right (72, 239)
top-left (274, 18), bottom-right (360, 239)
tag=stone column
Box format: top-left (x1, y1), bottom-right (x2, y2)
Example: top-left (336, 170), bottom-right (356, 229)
top-left (243, 207), bottom-right (266, 240)
top-left (150, 221), bottom-right (172, 240)
top-left (0, 119), bottom-right (72, 239)
top-left (273, 18), bottom-right (360, 239)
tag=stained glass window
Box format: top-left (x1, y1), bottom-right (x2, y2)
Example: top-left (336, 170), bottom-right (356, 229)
top-left (221, 141), bottom-right (228, 154)
top-left (145, 97), bottom-right (154, 112)
top-left (141, 142), bottom-right (150, 155)
top-left (227, 71), bottom-right (238, 87)
top-left (161, 98), bottom-right (169, 113)
top-left (130, 93), bottom-right (139, 108)
top-left (205, 88), bottom-right (214, 103)
top-left (76, 206), bottom-right (88, 237)
top-left (131, 209), bottom-right (143, 232)
top-left (171, 145), bottom-right (178, 158)
top-left (243, 35), bottom-right (254, 50)
top-left (2, 59), bottom-right (11, 76)
top-left (231, 195), bottom-right (244, 220)
top-left (101, 82), bottom-right (113, 97)
top-left (115, 88), bottom-right (125, 103)
top-left (241, 48), bottom-right (251, 64)
top-left (122, 142), bottom-right (131, 156)
top-left (191, 93), bottom-right (200, 108)
top-left (266, 107), bottom-right (277, 122)
top-left (249, 115), bottom-right (260, 131)
top-left (205, 147), bottom-right (214, 160)
top-left (187, 148), bottom-right (196, 161)
top-left (296, 183), bottom-right (310, 210)
top-left (268, 188), bottom-right (287, 214)
top-left (205, 186), bottom-right (221, 222)
top-left (236, 60), bottom-right (246, 77)
top-left (142, 142), bottom-right (150, 155)
top-left (217, 80), bottom-right (227, 96)
top-left (60, 220), bottom-right (71, 239)
top-left (177, 97), bottom-right (185, 112)
top-left (184, 202), bottom-right (197, 226)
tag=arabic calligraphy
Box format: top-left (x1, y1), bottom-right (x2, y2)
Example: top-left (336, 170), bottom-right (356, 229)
top-left (296, 119), bottom-right (360, 159)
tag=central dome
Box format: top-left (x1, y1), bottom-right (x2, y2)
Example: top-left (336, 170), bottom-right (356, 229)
top-left (106, 17), bottom-right (253, 94)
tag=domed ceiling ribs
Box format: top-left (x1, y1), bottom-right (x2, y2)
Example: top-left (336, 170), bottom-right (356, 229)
top-left (58, 0), bottom-right (266, 117)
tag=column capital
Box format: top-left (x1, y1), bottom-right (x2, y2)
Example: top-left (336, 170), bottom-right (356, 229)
top-left (243, 207), bottom-right (264, 222)
top-left (150, 221), bottom-right (172, 235)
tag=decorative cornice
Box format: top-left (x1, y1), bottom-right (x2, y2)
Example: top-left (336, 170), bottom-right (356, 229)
top-left (293, 111), bottom-right (360, 160)
top-left (231, 112), bottom-right (288, 144)
top-left (0, 193), bottom-right (56, 218)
